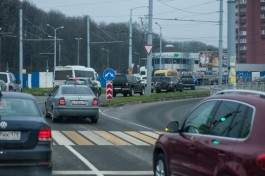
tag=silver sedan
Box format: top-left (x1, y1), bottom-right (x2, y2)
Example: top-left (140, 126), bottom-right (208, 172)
top-left (45, 85), bottom-right (99, 123)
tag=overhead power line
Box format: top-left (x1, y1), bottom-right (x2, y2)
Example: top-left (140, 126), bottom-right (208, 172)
top-left (141, 17), bottom-right (218, 23)
top-left (158, 0), bottom-right (218, 15)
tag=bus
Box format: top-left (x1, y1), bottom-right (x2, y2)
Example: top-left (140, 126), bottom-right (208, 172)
top-left (53, 65), bottom-right (102, 94)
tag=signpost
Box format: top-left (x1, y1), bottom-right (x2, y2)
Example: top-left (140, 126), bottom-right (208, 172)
top-left (103, 68), bottom-right (116, 100)
top-left (106, 81), bottom-right (113, 100)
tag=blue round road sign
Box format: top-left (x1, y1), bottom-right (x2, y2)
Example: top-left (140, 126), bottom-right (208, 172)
top-left (103, 68), bottom-right (116, 81)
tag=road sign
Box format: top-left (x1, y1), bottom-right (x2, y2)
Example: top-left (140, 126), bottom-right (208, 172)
top-left (144, 44), bottom-right (154, 55)
top-left (103, 68), bottom-right (116, 81)
top-left (106, 81), bottom-right (113, 100)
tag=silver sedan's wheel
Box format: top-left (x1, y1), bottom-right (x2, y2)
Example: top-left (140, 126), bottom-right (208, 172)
top-left (51, 108), bottom-right (58, 123)
top-left (155, 154), bottom-right (166, 176)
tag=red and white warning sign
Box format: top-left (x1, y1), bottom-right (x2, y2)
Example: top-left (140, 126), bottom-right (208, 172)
top-left (106, 81), bottom-right (113, 100)
top-left (144, 44), bottom-right (154, 55)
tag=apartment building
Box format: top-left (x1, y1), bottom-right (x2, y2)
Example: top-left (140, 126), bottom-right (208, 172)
top-left (236, 0), bottom-right (265, 64)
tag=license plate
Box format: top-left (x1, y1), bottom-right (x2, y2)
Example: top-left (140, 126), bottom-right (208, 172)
top-left (0, 131), bottom-right (20, 140)
top-left (71, 100), bottom-right (86, 105)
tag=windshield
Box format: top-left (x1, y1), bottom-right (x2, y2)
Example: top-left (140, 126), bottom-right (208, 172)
top-left (54, 70), bottom-right (73, 80)
top-left (74, 70), bottom-right (94, 79)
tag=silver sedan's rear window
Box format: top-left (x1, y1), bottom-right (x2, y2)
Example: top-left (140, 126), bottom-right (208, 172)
top-left (62, 86), bottom-right (93, 95)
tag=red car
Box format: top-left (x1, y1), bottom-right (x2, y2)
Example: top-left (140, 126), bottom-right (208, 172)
top-left (153, 89), bottom-right (265, 176)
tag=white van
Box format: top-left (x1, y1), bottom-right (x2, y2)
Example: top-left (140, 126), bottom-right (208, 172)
top-left (53, 65), bottom-right (101, 94)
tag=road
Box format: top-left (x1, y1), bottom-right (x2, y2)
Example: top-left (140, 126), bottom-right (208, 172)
top-left (37, 96), bottom-right (203, 176)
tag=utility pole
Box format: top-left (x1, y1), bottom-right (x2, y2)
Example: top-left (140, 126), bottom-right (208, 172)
top-left (59, 39), bottom-right (61, 66)
top-left (146, 0), bottom-right (153, 96)
top-left (155, 22), bottom-right (162, 70)
top-left (227, 0), bottom-right (236, 89)
top-left (19, 9), bottom-right (23, 88)
top-left (218, 0), bottom-right (224, 86)
top-left (129, 6), bottom-right (147, 74)
top-left (75, 38), bottom-right (82, 65)
top-left (87, 16), bottom-right (90, 67)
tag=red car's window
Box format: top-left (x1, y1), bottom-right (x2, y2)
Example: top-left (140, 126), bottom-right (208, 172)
top-left (209, 101), bottom-right (253, 138)
top-left (183, 101), bottom-right (217, 134)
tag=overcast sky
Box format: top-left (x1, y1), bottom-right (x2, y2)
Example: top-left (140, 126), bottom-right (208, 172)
top-left (28, 0), bottom-right (228, 47)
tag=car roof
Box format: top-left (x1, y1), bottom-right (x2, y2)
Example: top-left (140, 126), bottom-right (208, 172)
top-left (0, 91), bottom-right (35, 100)
top-left (205, 90), bottom-right (265, 107)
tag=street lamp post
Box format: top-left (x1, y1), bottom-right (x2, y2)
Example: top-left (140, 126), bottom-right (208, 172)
top-left (75, 38), bottom-right (82, 65)
top-left (102, 48), bottom-right (110, 68)
top-left (46, 24), bottom-right (64, 70)
top-left (155, 22), bottom-right (162, 70)
top-left (129, 6), bottom-right (147, 73)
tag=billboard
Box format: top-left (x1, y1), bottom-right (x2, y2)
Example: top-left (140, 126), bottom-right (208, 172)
top-left (199, 51), bottom-right (227, 67)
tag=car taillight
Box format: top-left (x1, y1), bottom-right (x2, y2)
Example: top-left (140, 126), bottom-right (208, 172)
top-left (92, 98), bottom-right (98, 106)
top-left (8, 84), bottom-right (13, 91)
top-left (256, 154), bottom-right (265, 169)
top-left (124, 83), bottom-right (128, 87)
top-left (38, 126), bottom-right (51, 141)
top-left (59, 97), bottom-right (66, 105)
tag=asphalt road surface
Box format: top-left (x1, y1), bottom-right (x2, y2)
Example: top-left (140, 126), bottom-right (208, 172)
top-left (36, 96), bottom-right (203, 176)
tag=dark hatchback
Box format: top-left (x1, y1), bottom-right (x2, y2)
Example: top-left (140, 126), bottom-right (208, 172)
top-left (0, 92), bottom-right (52, 175)
top-left (154, 76), bottom-right (183, 93)
top-left (153, 90), bottom-right (265, 176)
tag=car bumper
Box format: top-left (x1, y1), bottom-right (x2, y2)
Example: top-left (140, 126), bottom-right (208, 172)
top-left (0, 143), bottom-right (52, 167)
top-left (54, 107), bottom-right (99, 117)
top-left (113, 87), bottom-right (130, 94)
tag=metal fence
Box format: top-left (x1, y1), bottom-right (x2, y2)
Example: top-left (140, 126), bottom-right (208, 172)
top-left (210, 82), bottom-right (265, 95)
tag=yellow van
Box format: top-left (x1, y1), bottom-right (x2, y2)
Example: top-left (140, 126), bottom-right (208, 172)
top-left (154, 69), bottom-right (179, 78)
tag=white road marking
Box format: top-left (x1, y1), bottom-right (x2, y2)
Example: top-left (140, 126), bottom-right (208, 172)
top-left (52, 131), bottom-right (75, 145)
top-left (78, 131), bottom-right (113, 145)
top-left (100, 110), bottom-right (156, 131)
top-left (110, 131), bottom-right (149, 146)
top-left (139, 131), bottom-right (160, 139)
top-left (66, 145), bottom-right (104, 176)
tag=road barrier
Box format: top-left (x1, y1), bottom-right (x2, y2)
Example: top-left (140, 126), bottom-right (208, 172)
top-left (210, 82), bottom-right (265, 95)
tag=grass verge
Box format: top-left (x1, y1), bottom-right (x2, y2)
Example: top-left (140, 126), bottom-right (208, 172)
top-left (100, 90), bottom-right (210, 106)
top-left (22, 88), bottom-right (53, 96)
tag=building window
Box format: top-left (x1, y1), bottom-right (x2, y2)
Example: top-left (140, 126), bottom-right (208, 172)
top-left (240, 8), bottom-right (246, 12)
top-left (261, 30), bottom-right (265, 34)
top-left (240, 0), bottom-right (247, 4)
top-left (261, 6), bottom-right (265, 10)
top-left (240, 38), bottom-right (247, 43)
top-left (261, 0), bottom-right (265, 2)
top-left (240, 46), bottom-right (247, 50)
top-left (240, 31), bottom-right (247, 35)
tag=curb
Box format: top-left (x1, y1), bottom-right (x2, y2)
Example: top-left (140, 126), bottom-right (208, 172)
top-left (100, 94), bottom-right (209, 107)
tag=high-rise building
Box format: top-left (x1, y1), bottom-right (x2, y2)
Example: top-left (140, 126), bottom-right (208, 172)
top-left (236, 0), bottom-right (265, 64)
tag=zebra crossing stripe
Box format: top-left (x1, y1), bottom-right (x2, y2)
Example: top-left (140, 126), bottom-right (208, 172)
top-left (78, 131), bottom-right (113, 145)
top-left (63, 131), bottom-right (93, 145)
top-left (139, 131), bottom-right (160, 139)
top-left (110, 131), bottom-right (149, 146)
top-left (93, 131), bottom-right (131, 145)
top-left (125, 131), bottom-right (157, 145)
top-left (52, 131), bottom-right (75, 146)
